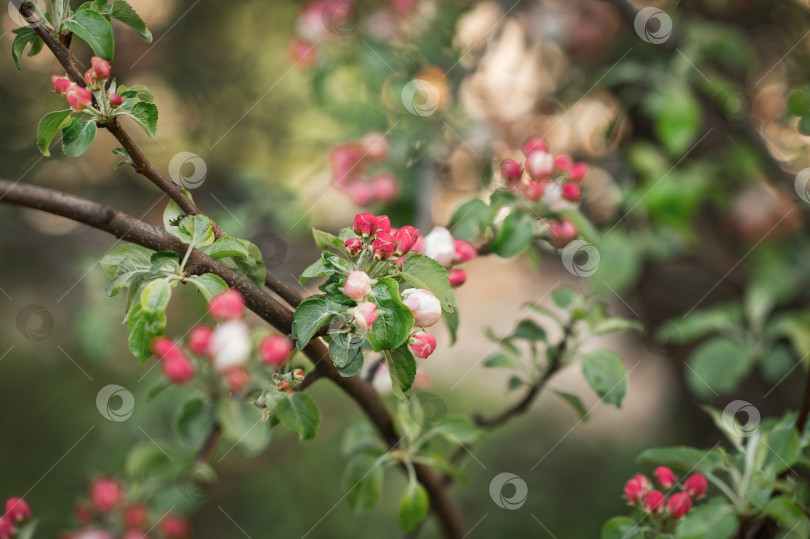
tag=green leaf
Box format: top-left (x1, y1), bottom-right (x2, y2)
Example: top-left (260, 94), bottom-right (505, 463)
top-left (100, 244), bottom-right (152, 274)
top-left (125, 441), bottom-right (175, 478)
top-left (483, 351), bottom-right (523, 369)
top-left (150, 251), bottom-right (179, 272)
top-left (187, 274), bottom-right (228, 301)
top-left (63, 9), bottom-right (115, 59)
top-left (123, 101), bottom-right (159, 137)
top-left (433, 417), bottom-right (482, 445)
top-left (126, 302), bottom-right (165, 362)
top-left (674, 498), bottom-right (739, 539)
top-left (766, 312), bottom-right (810, 360)
top-left (177, 215), bottom-right (215, 247)
top-left (201, 237), bottom-right (250, 260)
top-left (11, 28), bottom-right (43, 69)
top-left (274, 393), bottom-right (320, 441)
top-left (217, 398), bottom-right (271, 457)
top-left (553, 390), bottom-right (590, 421)
top-left (763, 497), bottom-right (810, 538)
top-left (645, 85), bottom-right (701, 156)
top-left (490, 211), bottom-right (534, 258)
top-left (36, 110), bottom-right (72, 156)
top-left (399, 483), bottom-right (429, 532)
top-left (367, 277), bottom-right (414, 352)
top-left (589, 230), bottom-right (642, 295)
top-left (513, 319), bottom-right (547, 341)
top-left (105, 267), bottom-right (147, 297)
top-left (231, 240), bottom-right (266, 287)
top-left (110, 0), bottom-right (152, 42)
top-left (140, 278), bottom-right (171, 314)
top-left (551, 287), bottom-right (578, 309)
top-left (175, 398), bottom-right (215, 447)
top-left (581, 349), bottom-right (627, 407)
top-left (401, 254), bottom-right (456, 312)
top-left (162, 198), bottom-right (185, 238)
top-left (448, 198), bottom-right (490, 241)
top-left (686, 337), bottom-right (754, 399)
top-left (637, 446), bottom-right (723, 474)
top-left (291, 295), bottom-right (338, 350)
top-left (384, 345), bottom-right (417, 398)
top-left (658, 303), bottom-right (743, 344)
top-left (601, 516), bottom-right (644, 539)
top-left (329, 333), bottom-right (365, 377)
top-left (119, 84), bottom-right (154, 103)
top-left (591, 317), bottom-right (643, 336)
top-left (443, 306), bottom-right (459, 346)
top-left (312, 229), bottom-right (346, 252)
top-left (300, 257), bottom-right (328, 284)
top-left (344, 449), bottom-right (385, 512)
top-left (61, 117), bottom-right (97, 157)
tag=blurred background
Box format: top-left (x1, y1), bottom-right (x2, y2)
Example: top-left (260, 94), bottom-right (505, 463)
top-left (2, 0), bottom-right (810, 537)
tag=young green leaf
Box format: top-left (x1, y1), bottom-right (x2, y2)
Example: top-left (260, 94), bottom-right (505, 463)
top-left (432, 417), bottom-right (482, 445)
top-left (674, 498), bottom-right (739, 539)
top-left (601, 517), bottom-right (644, 539)
top-left (11, 28), bottom-right (43, 69)
top-left (581, 349), bottom-right (627, 407)
top-left (175, 398), bottom-right (215, 447)
top-left (110, 0), bottom-right (152, 42)
top-left (217, 399), bottom-right (271, 457)
top-left (291, 295), bottom-right (338, 349)
top-left (36, 109), bottom-right (72, 156)
top-left (312, 229), bottom-right (347, 252)
top-left (384, 345), bottom-right (417, 398)
top-left (367, 277), bottom-right (414, 352)
top-left (401, 254), bottom-right (456, 312)
top-left (448, 198), bottom-right (490, 241)
top-left (100, 244), bottom-right (154, 278)
top-left (274, 393), bottom-right (320, 441)
top-left (61, 117), bottom-right (98, 157)
top-left (329, 332), bottom-right (365, 377)
top-left (490, 211), bottom-right (534, 258)
top-left (177, 215), bottom-right (215, 247)
top-left (343, 449), bottom-right (385, 512)
top-left (399, 483), bottom-right (429, 532)
top-left (686, 337), bottom-right (753, 399)
top-left (126, 302), bottom-right (166, 362)
top-left (140, 278), bottom-right (171, 314)
top-left (553, 390), bottom-right (590, 422)
top-left (443, 306), bottom-right (459, 346)
top-left (123, 101), bottom-right (158, 137)
top-left (187, 274), bottom-right (228, 301)
top-left (200, 237), bottom-right (250, 260)
top-left (231, 240), bottom-right (266, 287)
top-left (63, 9), bottom-right (115, 59)
top-left (637, 446), bottom-right (723, 474)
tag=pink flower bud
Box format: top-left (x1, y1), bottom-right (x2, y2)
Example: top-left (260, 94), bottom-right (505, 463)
top-left (642, 490), bottom-right (665, 514)
top-left (65, 85), bottom-right (92, 111)
top-left (74, 501), bottom-right (93, 524)
top-left (89, 477), bottom-right (124, 513)
top-left (375, 215), bottom-right (392, 234)
top-left (372, 231), bottom-right (396, 260)
top-left (371, 174), bottom-right (398, 202)
top-left (345, 180), bottom-right (375, 206)
top-left (549, 219), bottom-right (578, 248)
top-left (522, 136), bottom-right (549, 156)
top-left (353, 302), bottom-right (378, 330)
top-left (159, 514), bottom-right (191, 539)
top-left (353, 213), bottom-right (378, 236)
top-left (553, 154), bottom-right (573, 172)
top-left (259, 334), bottom-right (294, 366)
top-left (330, 143), bottom-right (366, 187)
top-left (4, 497), bottom-right (30, 524)
top-left (151, 336), bottom-right (179, 359)
top-left (453, 239), bottom-right (477, 262)
top-left (90, 56), bottom-right (110, 81)
top-left (344, 237), bottom-right (363, 256)
top-left (569, 162), bottom-right (588, 182)
top-left (522, 180), bottom-right (546, 202)
top-left (394, 226), bottom-right (419, 255)
top-left (667, 492), bottom-right (692, 519)
top-left (108, 93), bottom-right (123, 107)
top-left (209, 320), bottom-right (251, 371)
top-left (448, 268), bottom-right (467, 287)
top-left (402, 288), bottom-right (441, 327)
top-left (287, 37), bottom-right (319, 68)
top-left (361, 131), bottom-right (389, 160)
top-left (84, 68), bottom-right (97, 87)
top-left (500, 159), bottom-right (522, 182)
top-left (409, 332), bottom-right (437, 359)
top-left (188, 325), bottom-right (213, 356)
top-left (525, 150), bottom-right (554, 179)
top-left (683, 474), bottom-right (707, 499)
top-left (277, 379), bottom-right (291, 392)
top-left (623, 474), bottom-right (651, 503)
top-left (344, 270), bottom-right (372, 301)
top-left (208, 289), bottom-right (245, 320)
top-left (561, 182), bottom-right (581, 202)
top-left (225, 366), bottom-right (249, 392)
top-left (162, 352), bottom-right (195, 384)
top-left (654, 466), bottom-right (676, 489)
top-left (0, 517), bottom-right (13, 539)
top-left (292, 369), bottom-right (306, 382)
top-left (122, 503), bottom-right (150, 530)
top-left (51, 75), bottom-right (72, 95)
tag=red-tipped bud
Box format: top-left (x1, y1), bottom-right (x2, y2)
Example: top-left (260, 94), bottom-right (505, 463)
top-left (623, 474), bottom-right (651, 504)
top-left (151, 336), bottom-right (178, 359)
top-left (259, 334), bottom-right (294, 366)
top-left (108, 93), bottom-right (123, 107)
top-left (4, 498), bottom-right (30, 523)
top-left (525, 150), bottom-right (554, 179)
top-left (90, 56), bottom-right (111, 81)
top-left (667, 492), bottom-right (692, 519)
top-left (51, 75), bottom-right (72, 95)
top-left (453, 239), bottom-right (477, 263)
top-left (683, 474), bottom-right (708, 499)
top-left (344, 270), bottom-right (372, 301)
top-left (500, 159), bottom-right (522, 182)
top-left (0, 517), bottom-right (13, 539)
top-left (344, 237), bottom-right (363, 256)
top-left (375, 215), bottom-right (392, 234)
top-left (73, 501), bottom-right (93, 524)
top-left (553, 154), bottom-right (573, 172)
top-left (89, 477), bottom-right (124, 513)
top-left (549, 219), bottom-right (578, 248)
top-left (372, 231), bottom-right (396, 260)
top-left (65, 85), bottom-right (92, 111)
top-left (292, 369), bottom-right (306, 382)
top-left (225, 366), bottom-right (249, 393)
top-left (162, 353), bottom-right (195, 384)
top-left (522, 137), bottom-right (549, 156)
top-left (402, 288), bottom-right (441, 327)
top-left (642, 490), bottom-right (665, 514)
top-left (276, 379), bottom-right (291, 392)
top-left (569, 162), bottom-right (588, 182)
top-left (394, 226), bottom-right (419, 255)
top-left (208, 289), bottom-right (245, 320)
top-left (561, 182), bottom-right (581, 202)
top-left (522, 180), bottom-right (546, 202)
top-left (122, 503), bottom-right (150, 530)
top-left (84, 68), bottom-right (97, 87)
top-left (353, 302), bottom-right (378, 331)
top-left (287, 37), bottom-right (319, 68)
top-left (448, 268), bottom-right (467, 287)
top-left (159, 514), bottom-right (191, 539)
top-left (409, 332), bottom-right (437, 359)
top-left (654, 466), bottom-right (676, 489)
top-left (353, 213), bottom-right (378, 236)
top-left (188, 325), bottom-right (213, 356)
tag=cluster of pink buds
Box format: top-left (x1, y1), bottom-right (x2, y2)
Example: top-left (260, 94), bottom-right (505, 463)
top-left (288, 0), bottom-right (357, 68)
top-left (329, 133), bottom-right (398, 206)
top-left (347, 213), bottom-right (419, 262)
top-left (51, 56), bottom-right (122, 113)
top-left (414, 226), bottom-right (477, 287)
top-left (65, 477), bottom-right (191, 539)
top-left (499, 137), bottom-right (589, 248)
top-left (623, 469), bottom-right (707, 522)
top-left (151, 289), bottom-right (300, 393)
top-left (0, 497), bottom-right (31, 539)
